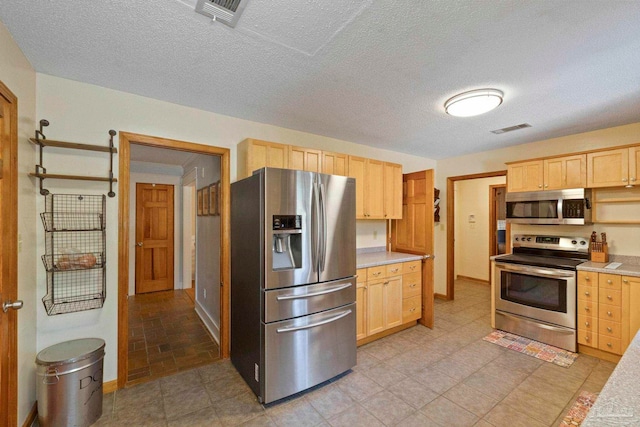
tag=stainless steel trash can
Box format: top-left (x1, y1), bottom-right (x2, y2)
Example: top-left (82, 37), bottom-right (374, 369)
top-left (36, 338), bottom-right (106, 427)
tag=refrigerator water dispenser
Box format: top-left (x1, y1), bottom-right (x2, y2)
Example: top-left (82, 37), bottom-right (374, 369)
top-left (272, 215), bottom-right (302, 271)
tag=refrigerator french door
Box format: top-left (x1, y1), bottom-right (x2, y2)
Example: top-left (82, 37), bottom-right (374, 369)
top-left (231, 168), bottom-right (356, 404)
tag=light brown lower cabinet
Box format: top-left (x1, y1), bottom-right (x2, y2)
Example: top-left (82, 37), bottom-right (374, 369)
top-left (356, 260), bottom-right (422, 344)
top-left (577, 271), bottom-right (640, 356)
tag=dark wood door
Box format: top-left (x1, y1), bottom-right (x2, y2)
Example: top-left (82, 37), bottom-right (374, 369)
top-left (391, 169), bottom-right (435, 328)
top-left (135, 183), bottom-right (175, 294)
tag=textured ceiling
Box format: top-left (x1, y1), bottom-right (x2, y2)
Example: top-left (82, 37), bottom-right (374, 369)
top-left (2, 1), bottom-right (640, 159)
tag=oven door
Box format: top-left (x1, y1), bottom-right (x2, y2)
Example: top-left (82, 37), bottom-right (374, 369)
top-left (494, 262), bottom-right (576, 329)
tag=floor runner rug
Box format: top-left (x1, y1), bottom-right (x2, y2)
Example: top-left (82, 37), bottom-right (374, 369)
top-left (559, 391), bottom-right (598, 426)
top-left (483, 329), bottom-right (578, 367)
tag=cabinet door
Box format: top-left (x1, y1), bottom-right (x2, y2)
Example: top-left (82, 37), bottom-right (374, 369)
top-left (289, 146), bottom-right (322, 173)
top-left (587, 148), bottom-right (629, 188)
top-left (348, 156), bottom-right (366, 219)
top-left (322, 151), bottom-right (348, 176)
top-left (247, 139), bottom-right (288, 175)
top-left (366, 159), bottom-right (385, 219)
top-left (507, 160), bottom-right (543, 192)
top-left (384, 276), bottom-right (403, 329)
top-left (544, 154), bottom-right (586, 190)
top-left (383, 162), bottom-right (403, 219)
top-left (356, 273), bottom-right (368, 341)
top-left (622, 275), bottom-right (640, 352)
top-left (629, 146), bottom-right (640, 186)
top-left (367, 279), bottom-right (385, 335)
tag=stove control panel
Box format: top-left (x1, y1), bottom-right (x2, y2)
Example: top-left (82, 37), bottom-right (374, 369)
top-left (513, 234), bottom-right (588, 252)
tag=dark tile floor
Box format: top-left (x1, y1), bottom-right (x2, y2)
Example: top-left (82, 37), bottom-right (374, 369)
top-left (93, 280), bottom-right (615, 426)
top-left (127, 289), bottom-right (220, 385)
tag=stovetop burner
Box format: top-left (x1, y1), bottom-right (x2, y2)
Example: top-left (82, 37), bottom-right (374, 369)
top-left (495, 253), bottom-right (585, 270)
top-left (496, 234), bottom-right (590, 271)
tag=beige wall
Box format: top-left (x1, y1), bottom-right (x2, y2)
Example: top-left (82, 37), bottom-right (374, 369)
top-left (0, 20), bottom-right (38, 425)
top-left (454, 176), bottom-right (506, 282)
top-left (34, 73), bottom-right (437, 384)
top-left (435, 122), bottom-right (640, 295)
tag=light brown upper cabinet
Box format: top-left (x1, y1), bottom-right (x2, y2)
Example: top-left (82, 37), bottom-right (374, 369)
top-left (288, 146), bottom-right (322, 173)
top-left (507, 160), bottom-right (543, 192)
top-left (587, 146), bottom-right (640, 188)
top-left (383, 162), bottom-right (402, 219)
top-left (321, 151), bottom-right (348, 176)
top-left (238, 138), bottom-right (288, 178)
top-left (348, 156), bottom-right (398, 219)
top-left (544, 154), bottom-right (586, 190)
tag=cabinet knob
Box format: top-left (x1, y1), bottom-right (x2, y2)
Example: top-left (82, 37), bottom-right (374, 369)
top-left (607, 311), bottom-right (613, 316)
top-left (585, 336), bottom-right (590, 341)
top-left (607, 279), bottom-right (612, 284)
top-left (384, 281), bottom-right (389, 286)
top-left (410, 283), bottom-right (417, 288)
top-left (631, 177), bottom-right (637, 182)
top-left (544, 184), bottom-right (548, 188)
top-left (607, 295), bottom-right (613, 300)
top-left (137, 242), bottom-right (143, 247)
top-left (585, 321), bottom-right (590, 327)
top-left (607, 327), bottom-right (613, 332)
top-left (410, 266), bottom-right (416, 270)
top-left (623, 279), bottom-right (629, 283)
top-left (607, 342), bottom-right (613, 347)
top-left (409, 308), bottom-right (416, 312)
top-left (585, 277), bottom-right (590, 281)
top-left (622, 178), bottom-right (628, 182)
top-left (391, 268), bottom-right (398, 273)
top-left (584, 306), bottom-right (590, 311)
top-left (538, 184), bottom-right (542, 188)
top-left (584, 291), bottom-right (590, 296)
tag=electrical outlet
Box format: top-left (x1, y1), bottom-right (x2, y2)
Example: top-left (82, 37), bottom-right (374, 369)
top-left (203, 288), bottom-right (207, 299)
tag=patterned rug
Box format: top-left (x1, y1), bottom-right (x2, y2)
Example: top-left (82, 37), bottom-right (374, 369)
top-left (559, 391), bottom-right (598, 426)
top-left (483, 330), bottom-right (578, 367)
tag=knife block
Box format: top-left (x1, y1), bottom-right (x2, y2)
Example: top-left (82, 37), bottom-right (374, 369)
top-left (590, 242), bottom-right (609, 263)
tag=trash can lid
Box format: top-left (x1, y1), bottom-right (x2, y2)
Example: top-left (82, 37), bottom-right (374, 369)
top-left (36, 338), bottom-right (105, 366)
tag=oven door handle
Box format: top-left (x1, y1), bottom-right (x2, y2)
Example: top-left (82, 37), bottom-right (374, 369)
top-left (495, 262), bottom-right (574, 278)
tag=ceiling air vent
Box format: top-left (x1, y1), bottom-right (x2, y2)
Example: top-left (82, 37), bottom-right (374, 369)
top-left (195, 0), bottom-right (249, 27)
top-left (490, 123), bottom-right (532, 134)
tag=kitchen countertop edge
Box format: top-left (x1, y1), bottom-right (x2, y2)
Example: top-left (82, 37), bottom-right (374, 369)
top-left (577, 262), bottom-right (640, 278)
top-left (356, 251), bottom-right (424, 269)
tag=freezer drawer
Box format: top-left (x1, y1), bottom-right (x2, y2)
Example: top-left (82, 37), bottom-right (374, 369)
top-left (263, 303), bottom-right (356, 403)
top-left (264, 277), bottom-right (356, 323)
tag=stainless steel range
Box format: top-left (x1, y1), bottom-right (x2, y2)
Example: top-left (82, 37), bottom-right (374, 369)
top-left (493, 234), bottom-right (589, 352)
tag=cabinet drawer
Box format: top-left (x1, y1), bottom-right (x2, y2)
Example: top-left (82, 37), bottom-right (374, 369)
top-left (402, 272), bottom-right (422, 298)
top-left (403, 260), bottom-right (421, 273)
top-left (577, 284), bottom-right (598, 303)
top-left (578, 331), bottom-right (597, 348)
top-left (367, 266), bottom-right (385, 281)
top-left (599, 273), bottom-right (621, 291)
top-left (577, 271), bottom-right (597, 287)
top-left (599, 319), bottom-right (622, 339)
top-left (598, 288), bottom-right (621, 307)
top-left (598, 335), bottom-right (622, 355)
top-left (402, 295), bottom-right (421, 323)
top-left (385, 263), bottom-right (403, 277)
top-left (599, 303), bottom-right (622, 322)
top-left (577, 299), bottom-right (597, 316)
top-left (578, 314), bottom-right (598, 332)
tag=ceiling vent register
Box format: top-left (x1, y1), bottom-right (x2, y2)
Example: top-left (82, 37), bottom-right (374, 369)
top-left (195, 0), bottom-right (249, 27)
top-left (490, 123), bottom-right (532, 134)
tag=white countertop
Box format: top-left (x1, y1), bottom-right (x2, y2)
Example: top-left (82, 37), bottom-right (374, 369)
top-left (356, 251), bottom-right (424, 269)
top-left (583, 329), bottom-right (640, 426)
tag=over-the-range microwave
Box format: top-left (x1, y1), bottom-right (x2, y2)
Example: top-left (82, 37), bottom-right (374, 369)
top-left (506, 188), bottom-right (592, 225)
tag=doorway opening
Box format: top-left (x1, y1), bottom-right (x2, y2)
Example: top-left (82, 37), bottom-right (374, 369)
top-left (118, 132), bottom-right (230, 389)
top-left (446, 171), bottom-right (507, 300)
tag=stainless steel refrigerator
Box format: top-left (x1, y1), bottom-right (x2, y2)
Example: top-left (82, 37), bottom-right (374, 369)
top-left (231, 167), bottom-right (356, 404)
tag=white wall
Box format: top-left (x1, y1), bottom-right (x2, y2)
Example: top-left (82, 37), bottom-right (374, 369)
top-left (435, 122), bottom-right (640, 295)
top-left (454, 176), bottom-right (506, 282)
top-left (33, 73), bottom-right (437, 384)
top-left (0, 19), bottom-right (38, 425)
top-left (129, 161), bottom-right (184, 295)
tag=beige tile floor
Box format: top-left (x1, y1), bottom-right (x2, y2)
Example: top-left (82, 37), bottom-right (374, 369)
top-left (90, 279), bottom-right (615, 426)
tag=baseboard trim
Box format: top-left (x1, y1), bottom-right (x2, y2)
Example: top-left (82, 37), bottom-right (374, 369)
top-left (195, 301), bottom-right (220, 345)
top-left (357, 321), bottom-right (416, 347)
top-left (456, 275), bottom-right (489, 284)
top-left (22, 402), bottom-right (37, 427)
top-left (434, 293), bottom-right (449, 300)
top-left (103, 379), bottom-right (118, 394)
top-left (578, 344), bottom-right (622, 363)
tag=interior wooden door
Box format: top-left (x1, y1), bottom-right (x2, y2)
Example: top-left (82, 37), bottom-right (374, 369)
top-left (390, 169), bottom-right (435, 328)
top-left (0, 82), bottom-right (19, 427)
top-left (135, 183), bottom-right (175, 293)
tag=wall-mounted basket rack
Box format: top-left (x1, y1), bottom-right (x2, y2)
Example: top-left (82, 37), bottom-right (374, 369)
top-left (29, 119), bottom-right (118, 197)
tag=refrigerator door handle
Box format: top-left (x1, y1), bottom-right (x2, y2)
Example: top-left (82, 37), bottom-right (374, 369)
top-left (319, 182), bottom-right (327, 272)
top-left (311, 182), bottom-right (320, 272)
top-left (276, 309), bottom-right (352, 333)
top-left (276, 283), bottom-right (352, 300)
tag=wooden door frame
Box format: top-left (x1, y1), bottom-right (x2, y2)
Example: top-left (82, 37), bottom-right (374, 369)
top-left (488, 184), bottom-right (509, 277)
top-left (446, 171), bottom-right (506, 300)
top-left (0, 80), bottom-right (19, 426)
top-left (118, 132), bottom-right (230, 389)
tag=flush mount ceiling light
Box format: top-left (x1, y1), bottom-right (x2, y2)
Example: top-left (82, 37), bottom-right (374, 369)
top-left (445, 89), bottom-right (504, 117)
